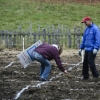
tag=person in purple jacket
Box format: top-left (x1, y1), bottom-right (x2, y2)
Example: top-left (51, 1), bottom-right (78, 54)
top-left (79, 16), bottom-right (100, 80)
top-left (32, 43), bottom-right (68, 81)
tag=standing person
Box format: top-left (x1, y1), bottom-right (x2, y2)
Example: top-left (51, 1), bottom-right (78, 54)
top-left (79, 16), bottom-right (100, 79)
top-left (32, 42), bottom-right (68, 81)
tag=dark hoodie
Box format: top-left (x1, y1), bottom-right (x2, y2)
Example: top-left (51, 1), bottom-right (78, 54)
top-left (34, 43), bottom-right (65, 72)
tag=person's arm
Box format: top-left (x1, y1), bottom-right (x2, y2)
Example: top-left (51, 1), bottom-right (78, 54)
top-left (54, 52), bottom-right (65, 72)
top-left (94, 27), bottom-right (100, 50)
top-left (54, 54), bottom-right (68, 73)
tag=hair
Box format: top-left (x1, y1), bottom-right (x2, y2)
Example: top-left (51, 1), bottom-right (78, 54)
top-left (58, 45), bottom-right (63, 55)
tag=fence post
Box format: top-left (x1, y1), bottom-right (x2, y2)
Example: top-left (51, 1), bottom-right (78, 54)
top-left (42, 28), bottom-right (46, 42)
top-left (58, 25), bottom-right (62, 45)
top-left (55, 28), bottom-right (60, 45)
top-left (61, 25), bottom-right (64, 47)
top-left (55, 25), bottom-right (60, 45)
top-left (33, 32), bottom-right (37, 43)
top-left (5, 31), bottom-right (9, 48)
top-left (8, 31), bottom-right (12, 48)
top-left (74, 27), bottom-right (77, 48)
top-left (67, 29), bottom-right (71, 48)
top-left (28, 23), bottom-right (33, 45)
top-left (13, 31), bottom-right (16, 47)
top-left (52, 25), bottom-right (55, 44)
top-left (38, 24), bottom-right (41, 40)
top-left (64, 26), bottom-right (67, 48)
top-left (1, 31), bottom-right (5, 47)
top-left (47, 25), bottom-right (51, 44)
top-left (77, 28), bottom-right (81, 49)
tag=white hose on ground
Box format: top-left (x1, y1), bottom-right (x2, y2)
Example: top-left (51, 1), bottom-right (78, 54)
top-left (5, 62), bottom-right (14, 68)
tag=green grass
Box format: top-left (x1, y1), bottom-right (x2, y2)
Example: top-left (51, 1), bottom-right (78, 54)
top-left (0, 0), bottom-right (100, 31)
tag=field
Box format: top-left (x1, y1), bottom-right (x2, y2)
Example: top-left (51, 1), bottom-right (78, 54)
top-left (1, 1), bottom-right (100, 99)
top-left (0, 49), bottom-right (100, 100)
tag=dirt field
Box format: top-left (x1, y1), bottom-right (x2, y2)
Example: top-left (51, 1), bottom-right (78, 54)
top-left (0, 49), bottom-right (100, 100)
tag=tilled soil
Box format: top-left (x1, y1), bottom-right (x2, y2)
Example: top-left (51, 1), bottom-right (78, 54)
top-left (0, 49), bottom-right (100, 100)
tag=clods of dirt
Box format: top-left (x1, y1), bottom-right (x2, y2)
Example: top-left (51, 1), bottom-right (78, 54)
top-left (0, 50), bottom-right (100, 100)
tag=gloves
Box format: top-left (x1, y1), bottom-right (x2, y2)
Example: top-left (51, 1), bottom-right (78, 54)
top-left (64, 70), bottom-right (68, 74)
top-left (93, 49), bottom-right (97, 54)
top-left (78, 49), bottom-right (82, 56)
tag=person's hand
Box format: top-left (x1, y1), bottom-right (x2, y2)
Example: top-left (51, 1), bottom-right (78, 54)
top-left (64, 70), bottom-right (74, 78)
top-left (78, 49), bottom-right (82, 56)
top-left (93, 49), bottom-right (97, 54)
top-left (64, 70), bottom-right (68, 74)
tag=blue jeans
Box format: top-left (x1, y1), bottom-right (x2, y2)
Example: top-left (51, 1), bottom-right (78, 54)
top-left (32, 51), bottom-right (51, 80)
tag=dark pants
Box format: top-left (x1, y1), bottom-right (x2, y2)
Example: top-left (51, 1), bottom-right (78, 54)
top-left (82, 51), bottom-right (99, 78)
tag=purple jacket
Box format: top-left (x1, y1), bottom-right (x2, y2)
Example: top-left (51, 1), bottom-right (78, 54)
top-left (34, 43), bottom-right (65, 72)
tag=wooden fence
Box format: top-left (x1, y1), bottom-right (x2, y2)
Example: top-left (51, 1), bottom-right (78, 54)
top-left (0, 26), bottom-right (83, 50)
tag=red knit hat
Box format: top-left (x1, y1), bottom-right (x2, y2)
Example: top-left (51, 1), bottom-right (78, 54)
top-left (81, 17), bottom-right (91, 23)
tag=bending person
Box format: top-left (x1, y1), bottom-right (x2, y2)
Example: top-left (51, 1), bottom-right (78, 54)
top-left (32, 42), bottom-right (68, 81)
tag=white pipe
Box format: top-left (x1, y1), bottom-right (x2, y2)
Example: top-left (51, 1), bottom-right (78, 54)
top-left (5, 62), bottom-right (14, 68)
top-left (81, 50), bottom-right (84, 63)
top-left (81, 36), bottom-right (84, 63)
top-left (13, 60), bottom-right (100, 99)
top-left (14, 85), bottom-right (30, 100)
top-left (68, 61), bottom-right (82, 71)
top-left (62, 63), bottom-right (77, 66)
top-left (14, 72), bottom-right (63, 99)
